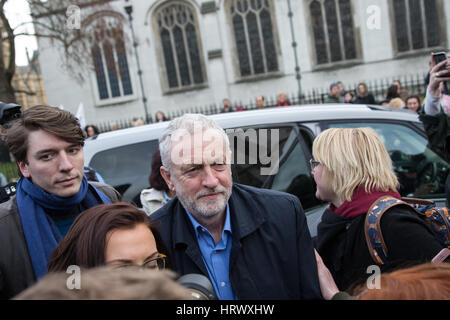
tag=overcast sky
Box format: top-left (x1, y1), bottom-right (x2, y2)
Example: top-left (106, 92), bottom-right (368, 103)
top-left (4, 0), bottom-right (38, 66)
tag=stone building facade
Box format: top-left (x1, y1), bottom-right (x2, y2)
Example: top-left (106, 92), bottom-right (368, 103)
top-left (36, 0), bottom-right (450, 124)
top-left (13, 51), bottom-right (48, 108)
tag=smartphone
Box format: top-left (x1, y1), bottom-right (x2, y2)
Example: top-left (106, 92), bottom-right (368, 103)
top-left (432, 52), bottom-right (449, 94)
top-left (432, 52), bottom-right (449, 74)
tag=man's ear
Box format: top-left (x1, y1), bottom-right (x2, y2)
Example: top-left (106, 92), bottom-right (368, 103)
top-left (160, 166), bottom-right (175, 192)
top-left (18, 161), bottom-right (31, 178)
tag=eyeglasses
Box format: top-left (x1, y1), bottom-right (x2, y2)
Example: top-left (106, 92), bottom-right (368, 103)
top-left (309, 159), bottom-right (321, 171)
top-left (142, 253), bottom-right (167, 270)
top-left (113, 253), bottom-right (167, 270)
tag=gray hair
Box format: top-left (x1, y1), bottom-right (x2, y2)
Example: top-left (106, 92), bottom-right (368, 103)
top-left (159, 113), bottom-right (231, 170)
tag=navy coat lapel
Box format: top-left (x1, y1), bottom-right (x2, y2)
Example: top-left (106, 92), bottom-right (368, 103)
top-left (228, 184), bottom-right (266, 272)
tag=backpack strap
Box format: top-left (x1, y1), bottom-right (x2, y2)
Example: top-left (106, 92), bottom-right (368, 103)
top-left (364, 195), bottom-right (408, 265)
top-left (401, 197), bottom-right (434, 206)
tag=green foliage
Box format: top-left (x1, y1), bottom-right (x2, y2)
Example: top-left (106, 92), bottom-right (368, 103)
top-left (0, 162), bottom-right (19, 183)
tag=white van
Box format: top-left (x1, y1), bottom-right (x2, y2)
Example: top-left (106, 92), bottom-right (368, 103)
top-left (84, 104), bottom-right (449, 236)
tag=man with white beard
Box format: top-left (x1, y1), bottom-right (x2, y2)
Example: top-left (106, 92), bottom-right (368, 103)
top-left (152, 114), bottom-right (321, 300)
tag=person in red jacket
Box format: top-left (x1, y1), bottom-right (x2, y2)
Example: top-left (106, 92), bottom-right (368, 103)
top-left (276, 92), bottom-right (291, 106)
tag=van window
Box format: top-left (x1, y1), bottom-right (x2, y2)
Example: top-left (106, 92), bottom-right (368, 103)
top-left (229, 126), bottom-right (294, 188)
top-left (270, 133), bottom-right (323, 211)
top-left (89, 140), bottom-right (159, 201)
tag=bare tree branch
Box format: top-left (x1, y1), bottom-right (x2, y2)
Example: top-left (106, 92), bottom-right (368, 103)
top-left (0, 5), bottom-right (15, 80)
top-left (0, 0), bottom-right (118, 101)
top-left (14, 88), bottom-right (36, 96)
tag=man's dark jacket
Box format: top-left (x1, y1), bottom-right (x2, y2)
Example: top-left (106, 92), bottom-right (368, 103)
top-left (419, 108), bottom-right (450, 157)
top-left (0, 182), bottom-right (120, 299)
top-left (152, 183), bottom-right (322, 300)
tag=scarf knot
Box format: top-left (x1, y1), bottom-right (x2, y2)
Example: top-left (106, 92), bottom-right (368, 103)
top-left (20, 176), bottom-right (89, 211)
top-left (16, 176), bottom-right (112, 279)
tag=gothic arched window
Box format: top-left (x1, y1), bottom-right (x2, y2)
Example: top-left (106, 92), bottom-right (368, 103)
top-left (391, 0), bottom-right (443, 53)
top-left (226, 0), bottom-right (279, 77)
top-left (308, 0), bottom-right (358, 65)
top-left (88, 16), bottom-right (133, 101)
top-left (153, 1), bottom-right (206, 91)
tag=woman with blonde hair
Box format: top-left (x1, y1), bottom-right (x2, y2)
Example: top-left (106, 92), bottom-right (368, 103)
top-left (388, 97), bottom-right (405, 109)
top-left (313, 127), bottom-right (446, 292)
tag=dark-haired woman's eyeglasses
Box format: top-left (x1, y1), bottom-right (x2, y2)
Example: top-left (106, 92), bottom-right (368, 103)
top-left (113, 253), bottom-right (167, 270)
top-left (142, 253), bottom-right (166, 270)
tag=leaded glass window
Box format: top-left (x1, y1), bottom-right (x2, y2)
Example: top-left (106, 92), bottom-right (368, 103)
top-left (392, 0), bottom-right (442, 53)
top-left (227, 0), bottom-right (279, 77)
top-left (92, 45), bottom-right (109, 100)
top-left (103, 40), bottom-right (120, 98)
top-left (116, 37), bottom-right (133, 95)
top-left (308, 0), bottom-right (357, 65)
top-left (88, 16), bottom-right (133, 101)
top-left (154, 1), bottom-right (206, 91)
top-left (338, 0), bottom-right (356, 60)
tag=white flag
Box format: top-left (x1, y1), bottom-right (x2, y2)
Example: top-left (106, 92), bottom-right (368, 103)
top-left (75, 102), bottom-right (86, 128)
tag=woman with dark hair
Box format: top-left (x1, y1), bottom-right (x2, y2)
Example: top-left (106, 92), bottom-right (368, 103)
top-left (343, 91), bottom-right (355, 104)
top-left (84, 125), bottom-right (100, 137)
top-left (140, 149), bottom-right (175, 215)
top-left (405, 95), bottom-right (422, 112)
top-left (385, 84), bottom-right (400, 102)
top-left (47, 202), bottom-right (171, 272)
top-left (155, 111), bottom-right (169, 123)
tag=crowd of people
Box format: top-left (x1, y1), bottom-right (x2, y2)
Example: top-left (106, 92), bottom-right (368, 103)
top-left (83, 52), bottom-right (449, 134)
top-left (217, 54), bottom-right (450, 117)
top-left (218, 76), bottom-right (444, 114)
top-left (220, 92), bottom-right (292, 113)
top-left (83, 111), bottom-right (169, 137)
top-left (0, 54), bottom-right (448, 301)
top-left (323, 74), bottom-right (450, 114)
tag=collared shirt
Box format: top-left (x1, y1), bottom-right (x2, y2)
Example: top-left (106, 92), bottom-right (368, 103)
top-left (185, 204), bottom-right (237, 300)
top-left (162, 190), bottom-right (172, 202)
